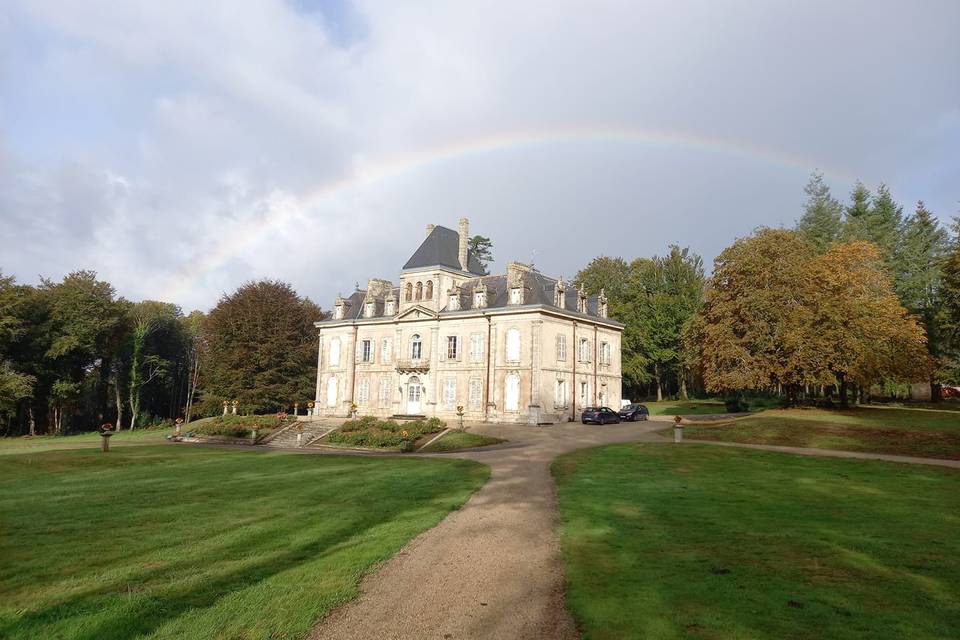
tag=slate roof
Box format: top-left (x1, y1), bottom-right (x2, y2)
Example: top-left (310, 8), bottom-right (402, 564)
top-left (402, 225), bottom-right (486, 275)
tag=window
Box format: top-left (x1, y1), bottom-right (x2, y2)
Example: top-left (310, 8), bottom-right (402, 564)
top-left (443, 378), bottom-right (456, 408)
top-left (600, 342), bottom-right (610, 366)
top-left (474, 291), bottom-right (485, 307)
top-left (381, 338), bottom-right (392, 363)
top-left (469, 378), bottom-right (483, 409)
top-left (598, 389), bottom-right (607, 406)
top-left (361, 339), bottom-right (372, 362)
top-left (447, 335), bottom-right (459, 360)
top-left (329, 337), bottom-right (341, 367)
top-left (385, 299), bottom-right (396, 315)
top-left (410, 334), bottom-right (422, 360)
top-left (556, 334), bottom-right (567, 362)
top-left (578, 337), bottom-right (590, 363)
top-left (448, 294), bottom-right (459, 311)
top-left (365, 301), bottom-right (375, 318)
top-left (470, 334), bottom-right (484, 362)
top-left (334, 304), bottom-right (344, 319)
top-left (578, 295), bottom-right (587, 313)
top-left (579, 380), bottom-right (589, 406)
top-left (326, 376), bottom-right (338, 407)
top-left (506, 328), bottom-right (521, 362)
top-left (415, 281), bottom-right (423, 300)
top-left (555, 379), bottom-right (567, 408)
top-left (425, 280), bottom-right (433, 299)
top-left (378, 376), bottom-right (392, 408)
top-left (405, 283), bottom-right (412, 301)
top-left (510, 287), bottom-right (522, 304)
top-left (505, 373), bottom-right (520, 411)
top-left (357, 378), bottom-right (370, 406)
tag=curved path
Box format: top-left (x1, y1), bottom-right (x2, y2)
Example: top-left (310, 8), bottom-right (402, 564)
top-left (308, 420), bottom-right (959, 639)
top-left (309, 421), bottom-right (665, 640)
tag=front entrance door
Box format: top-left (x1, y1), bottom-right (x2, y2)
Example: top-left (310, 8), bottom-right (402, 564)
top-left (407, 377), bottom-right (422, 414)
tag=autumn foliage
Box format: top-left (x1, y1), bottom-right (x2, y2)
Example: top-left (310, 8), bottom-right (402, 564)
top-left (698, 229), bottom-right (931, 404)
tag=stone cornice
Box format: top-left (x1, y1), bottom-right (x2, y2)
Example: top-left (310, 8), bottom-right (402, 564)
top-left (314, 304), bottom-right (624, 331)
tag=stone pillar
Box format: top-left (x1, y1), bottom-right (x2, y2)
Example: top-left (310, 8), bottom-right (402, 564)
top-left (394, 326), bottom-right (403, 415)
top-left (529, 320), bottom-right (542, 425)
top-left (430, 324), bottom-right (440, 415)
top-left (314, 334), bottom-right (324, 414)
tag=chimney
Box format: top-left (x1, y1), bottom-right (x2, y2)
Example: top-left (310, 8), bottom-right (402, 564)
top-left (458, 217), bottom-right (469, 271)
top-left (426, 224), bottom-right (435, 238)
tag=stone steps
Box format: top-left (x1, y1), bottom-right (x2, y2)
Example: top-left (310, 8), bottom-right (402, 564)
top-left (260, 422), bottom-right (335, 449)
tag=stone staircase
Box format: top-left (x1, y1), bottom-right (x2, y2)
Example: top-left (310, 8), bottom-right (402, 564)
top-left (260, 421), bottom-right (336, 449)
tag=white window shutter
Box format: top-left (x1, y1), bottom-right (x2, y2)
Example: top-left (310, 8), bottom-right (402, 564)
top-left (440, 337), bottom-right (447, 361)
top-left (355, 340), bottom-right (361, 363)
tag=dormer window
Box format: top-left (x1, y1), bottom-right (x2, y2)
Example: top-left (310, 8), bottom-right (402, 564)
top-left (510, 287), bottom-right (523, 305)
top-left (448, 293), bottom-right (460, 311)
top-left (474, 291), bottom-right (484, 308)
top-left (577, 286), bottom-right (588, 313)
top-left (554, 278), bottom-right (566, 308)
top-left (597, 290), bottom-right (608, 318)
top-left (334, 304), bottom-right (344, 320)
top-left (365, 300), bottom-right (376, 318)
top-left (385, 298), bottom-right (396, 315)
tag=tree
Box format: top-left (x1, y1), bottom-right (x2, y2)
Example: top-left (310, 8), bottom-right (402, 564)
top-left (941, 226), bottom-right (960, 383)
top-left (699, 229), bottom-right (817, 396)
top-left (575, 250), bottom-right (704, 400)
top-left (125, 301), bottom-right (180, 429)
top-left (202, 281), bottom-right (321, 414)
top-left (697, 229), bottom-right (932, 407)
top-left (806, 241), bottom-right (931, 406)
top-left (180, 311), bottom-right (207, 422)
top-left (626, 247), bottom-right (704, 400)
top-left (467, 236), bottom-right (494, 275)
top-left (574, 256), bottom-right (631, 301)
top-left (899, 201), bottom-right (950, 397)
top-left (843, 183), bottom-right (905, 281)
top-left (796, 171), bottom-right (843, 251)
top-left (38, 271), bottom-right (125, 433)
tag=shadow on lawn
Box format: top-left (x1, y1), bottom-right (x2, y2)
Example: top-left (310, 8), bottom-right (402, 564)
top-left (1, 460), bottom-right (474, 640)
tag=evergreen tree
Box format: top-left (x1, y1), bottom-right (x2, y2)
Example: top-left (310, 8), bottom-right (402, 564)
top-left (796, 171), bottom-right (843, 251)
top-left (467, 236), bottom-right (494, 275)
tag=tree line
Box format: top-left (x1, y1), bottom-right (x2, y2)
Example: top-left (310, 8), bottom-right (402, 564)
top-left (576, 172), bottom-right (960, 405)
top-left (0, 275), bottom-right (321, 436)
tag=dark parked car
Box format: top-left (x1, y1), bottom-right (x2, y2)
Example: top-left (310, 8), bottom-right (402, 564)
top-left (618, 403), bottom-right (650, 422)
top-left (581, 406), bottom-right (621, 424)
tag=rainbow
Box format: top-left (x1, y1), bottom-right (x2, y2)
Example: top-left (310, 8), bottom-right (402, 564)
top-left (161, 125), bottom-right (846, 304)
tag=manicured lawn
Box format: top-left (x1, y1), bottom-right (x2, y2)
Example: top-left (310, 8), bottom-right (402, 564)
top-left (0, 446), bottom-right (488, 640)
top-left (641, 400), bottom-right (728, 416)
top-left (681, 406), bottom-right (960, 459)
top-left (552, 443), bottom-right (960, 640)
top-left (0, 427), bottom-right (170, 455)
top-left (420, 430), bottom-right (506, 452)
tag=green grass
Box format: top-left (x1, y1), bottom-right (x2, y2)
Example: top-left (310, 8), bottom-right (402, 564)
top-left (641, 400), bottom-right (728, 416)
top-left (0, 427), bottom-right (170, 455)
top-left (552, 443), bottom-right (960, 640)
top-left (419, 430), bottom-right (506, 452)
top-left (681, 406), bottom-right (960, 459)
top-left (0, 446), bottom-right (488, 640)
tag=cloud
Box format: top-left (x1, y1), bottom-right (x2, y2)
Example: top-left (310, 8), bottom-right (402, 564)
top-left (1, 0), bottom-right (958, 311)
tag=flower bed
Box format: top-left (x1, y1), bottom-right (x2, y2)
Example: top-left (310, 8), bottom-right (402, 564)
top-left (189, 415), bottom-right (293, 439)
top-left (327, 416), bottom-right (446, 451)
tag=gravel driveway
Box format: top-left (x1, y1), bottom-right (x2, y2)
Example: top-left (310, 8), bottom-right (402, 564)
top-left (309, 420), bottom-right (665, 640)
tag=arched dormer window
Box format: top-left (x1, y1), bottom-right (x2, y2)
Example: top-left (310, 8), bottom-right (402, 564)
top-left (415, 281), bottom-right (423, 300)
top-left (425, 281), bottom-right (433, 299)
top-left (405, 283), bottom-right (412, 301)
top-left (410, 334), bottom-right (423, 360)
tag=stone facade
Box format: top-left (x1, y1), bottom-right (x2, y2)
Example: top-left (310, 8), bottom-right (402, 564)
top-left (314, 219), bottom-right (623, 424)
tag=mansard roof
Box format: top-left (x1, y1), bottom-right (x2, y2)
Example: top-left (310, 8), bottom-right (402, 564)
top-left (402, 225), bottom-right (486, 275)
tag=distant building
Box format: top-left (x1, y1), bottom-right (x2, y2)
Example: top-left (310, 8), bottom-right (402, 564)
top-left (313, 218), bottom-right (623, 423)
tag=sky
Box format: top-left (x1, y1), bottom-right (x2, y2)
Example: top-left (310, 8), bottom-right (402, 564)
top-left (1, 0), bottom-right (958, 312)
